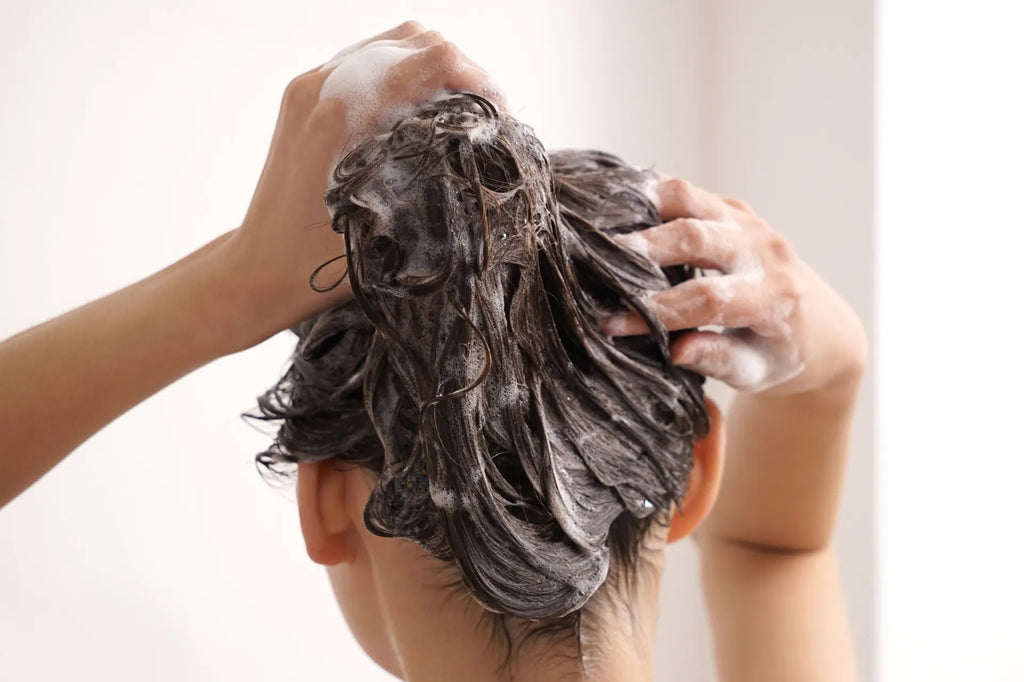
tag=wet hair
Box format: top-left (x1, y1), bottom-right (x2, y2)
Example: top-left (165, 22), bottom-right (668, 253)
top-left (252, 94), bottom-right (708, 625)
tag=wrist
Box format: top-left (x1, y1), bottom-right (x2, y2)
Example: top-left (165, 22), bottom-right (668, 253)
top-left (747, 369), bottom-right (863, 429)
top-left (761, 333), bottom-right (868, 411)
top-left (208, 228), bottom-right (355, 355)
top-left (163, 229), bottom-right (261, 358)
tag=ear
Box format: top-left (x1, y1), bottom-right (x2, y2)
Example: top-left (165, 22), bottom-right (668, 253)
top-left (667, 397), bottom-right (725, 543)
top-left (296, 461), bottom-right (357, 565)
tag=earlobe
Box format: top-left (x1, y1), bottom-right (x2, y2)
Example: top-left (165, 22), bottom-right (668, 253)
top-left (297, 461), bottom-right (357, 565)
top-left (667, 397), bottom-right (725, 544)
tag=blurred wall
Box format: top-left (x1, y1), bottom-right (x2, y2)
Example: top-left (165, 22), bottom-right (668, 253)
top-left (0, 1), bottom-right (874, 680)
top-left (687, 3), bottom-right (876, 680)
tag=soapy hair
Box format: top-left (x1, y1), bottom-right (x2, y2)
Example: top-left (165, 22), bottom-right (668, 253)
top-left (252, 93), bottom-right (709, 623)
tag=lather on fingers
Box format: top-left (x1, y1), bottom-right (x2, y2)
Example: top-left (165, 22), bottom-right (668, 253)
top-left (317, 26), bottom-right (505, 143)
top-left (599, 174), bottom-right (822, 395)
top-left (600, 273), bottom-right (783, 338)
top-left (669, 329), bottom-right (803, 393)
top-left (614, 217), bottom-right (744, 271)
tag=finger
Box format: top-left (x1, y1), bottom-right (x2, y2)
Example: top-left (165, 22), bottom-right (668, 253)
top-left (389, 41), bottom-right (461, 88)
top-left (392, 42), bottom-right (494, 102)
top-left (614, 217), bottom-right (748, 272)
top-left (656, 177), bottom-right (731, 221)
top-left (427, 64), bottom-right (494, 97)
top-left (669, 330), bottom-right (776, 390)
top-left (600, 274), bottom-right (776, 337)
top-left (428, 50), bottom-right (506, 108)
top-left (305, 98), bottom-right (350, 165)
top-left (399, 38), bottom-right (491, 87)
top-left (281, 69), bottom-right (336, 122)
top-left (417, 55), bottom-right (504, 108)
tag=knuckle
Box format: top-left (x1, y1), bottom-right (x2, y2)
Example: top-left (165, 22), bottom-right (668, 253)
top-left (429, 41), bottom-right (461, 63)
top-left (693, 278), bottom-right (725, 309)
top-left (774, 271), bottom-right (802, 306)
top-left (307, 99), bottom-right (346, 134)
top-left (664, 178), bottom-right (692, 202)
top-left (283, 73), bottom-right (318, 108)
top-left (420, 29), bottom-right (444, 44)
top-left (766, 233), bottom-right (795, 261)
top-left (398, 19), bottom-right (426, 34)
top-left (676, 218), bottom-right (708, 250)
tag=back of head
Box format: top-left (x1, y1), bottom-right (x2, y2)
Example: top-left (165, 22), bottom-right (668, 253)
top-left (255, 93), bottom-right (709, 622)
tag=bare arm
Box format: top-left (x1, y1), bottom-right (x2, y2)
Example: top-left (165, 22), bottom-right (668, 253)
top-left (0, 231), bottom-right (253, 508)
top-left (699, 384), bottom-right (862, 682)
top-left (696, 252), bottom-right (865, 682)
top-left (0, 21), bottom-right (495, 509)
top-left (706, 379), bottom-right (861, 553)
top-left (605, 178), bottom-right (866, 680)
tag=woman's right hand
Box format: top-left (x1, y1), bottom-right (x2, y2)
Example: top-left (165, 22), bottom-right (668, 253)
top-left (0, 23), bottom-right (501, 506)
top-left (218, 21), bottom-right (500, 353)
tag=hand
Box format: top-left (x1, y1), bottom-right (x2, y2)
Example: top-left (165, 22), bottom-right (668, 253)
top-left (602, 177), bottom-right (867, 396)
top-left (220, 21), bottom-right (499, 351)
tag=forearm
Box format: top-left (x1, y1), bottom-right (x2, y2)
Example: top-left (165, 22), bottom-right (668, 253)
top-left (701, 371), bottom-right (864, 552)
top-left (0, 231), bottom-right (246, 507)
top-left (700, 541), bottom-right (858, 681)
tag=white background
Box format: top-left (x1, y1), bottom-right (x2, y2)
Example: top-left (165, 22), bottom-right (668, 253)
top-left (3, 0), bottom-right (1015, 680)
top-left (877, 1), bottom-right (1024, 680)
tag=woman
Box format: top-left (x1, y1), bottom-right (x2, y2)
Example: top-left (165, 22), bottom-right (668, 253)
top-left (0, 22), bottom-right (866, 681)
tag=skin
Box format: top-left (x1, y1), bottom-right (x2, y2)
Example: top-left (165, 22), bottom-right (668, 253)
top-left (0, 21), bottom-right (866, 682)
top-left (0, 21), bottom-right (491, 508)
top-left (298, 399), bottom-right (725, 682)
top-left (610, 180), bottom-right (867, 682)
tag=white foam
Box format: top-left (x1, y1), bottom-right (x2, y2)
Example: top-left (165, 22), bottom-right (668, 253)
top-left (613, 231), bottom-right (652, 260)
top-left (493, 380), bottom-right (523, 408)
top-left (640, 287), bottom-right (708, 326)
top-left (642, 173), bottom-right (662, 213)
top-left (682, 332), bottom-right (804, 393)
top-left (614, 222), bottom-right (806, 391)
top-left (320, 42), bottom-right (363, 70)
top-left (318, 42), bottom-right (507, 156)
top-left (715, 340), bottom-right (771, 389)
top-left (466, 117), bottom-right (499, 144)
top-left (729, 338), bottom-right (803, 393)
top-left (320, 40), bottom-right (420, 135)
top-left (429, 482), bottom-right (471, 511)
top-left (705, 276), bottom-right (737, 303)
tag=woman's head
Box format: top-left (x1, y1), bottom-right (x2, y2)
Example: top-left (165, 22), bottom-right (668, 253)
top-left (253, 93), bottom-right (723, 674)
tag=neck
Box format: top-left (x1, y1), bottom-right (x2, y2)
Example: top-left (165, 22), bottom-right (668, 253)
top-left (374, 549), bottom-right (665, 682)
top-left (396, 604), bottom-right (657, 682)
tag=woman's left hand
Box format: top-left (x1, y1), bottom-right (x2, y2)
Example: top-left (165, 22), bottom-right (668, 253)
top-left (602, 176), bottom-right (866, 397)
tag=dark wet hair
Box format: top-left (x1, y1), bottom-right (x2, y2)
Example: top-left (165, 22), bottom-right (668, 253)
top-left (252, 93), bottom-right (708, 624)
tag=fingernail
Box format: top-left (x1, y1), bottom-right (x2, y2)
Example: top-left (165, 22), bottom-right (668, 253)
top-left (674, 345), bottom-right (702, 366)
